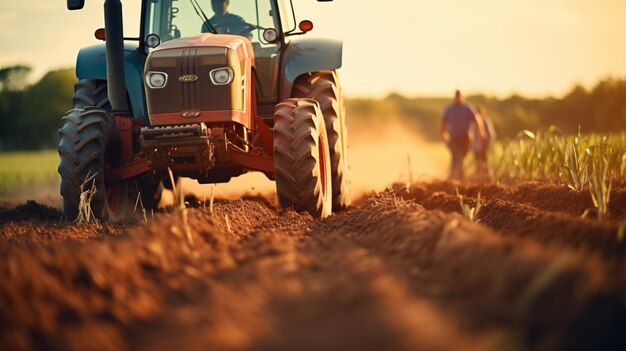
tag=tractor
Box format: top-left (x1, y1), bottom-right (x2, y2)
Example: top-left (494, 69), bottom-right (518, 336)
top-left (59, 0), bottom-right (350, 220)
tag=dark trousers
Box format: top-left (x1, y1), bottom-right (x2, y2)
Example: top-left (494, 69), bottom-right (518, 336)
top-left (447, 135), bottom-right (469, 180)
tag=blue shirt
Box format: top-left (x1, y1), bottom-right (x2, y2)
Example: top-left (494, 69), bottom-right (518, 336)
top-left (443, 103), bottom-right (476, 137)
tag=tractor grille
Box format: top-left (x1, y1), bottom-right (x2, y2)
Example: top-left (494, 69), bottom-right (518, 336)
top-left (145, 47), bottom-right (243, 117)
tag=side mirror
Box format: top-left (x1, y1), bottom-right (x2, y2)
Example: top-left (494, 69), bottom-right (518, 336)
top-left (67, 0), bottom-right (85, 10)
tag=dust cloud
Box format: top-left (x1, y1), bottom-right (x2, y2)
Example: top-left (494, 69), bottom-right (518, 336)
top-left (182, 119), bottom-right (448, 201)
top-left (5, 119), bottom-right (449, 207)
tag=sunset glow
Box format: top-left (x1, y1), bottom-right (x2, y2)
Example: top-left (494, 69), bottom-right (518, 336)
top-left (0, 0), bottom-right (624, 97)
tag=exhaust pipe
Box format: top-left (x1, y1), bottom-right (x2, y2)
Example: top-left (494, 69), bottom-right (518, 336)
top-left (104, 0), bottom-right (129, 114)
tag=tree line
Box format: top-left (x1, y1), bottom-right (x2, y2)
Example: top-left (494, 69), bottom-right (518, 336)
top-left (1, 64), bottom-right (625, 150)
top-left (348, 77), bottom-right (626, 141)
top-left (0, 65), bottom-right (75, 150)
top-left (468, 78), bottom-right (626, 138)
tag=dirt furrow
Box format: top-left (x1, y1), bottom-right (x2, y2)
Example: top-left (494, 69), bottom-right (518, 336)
top-left (402, 188), bottom-right (626, 260)
top-left (404, 181), bottom-right (626, 219)
top-left (2, 187), bottom-right (626, 351)
top-left (315, 193), bottom-right (626, 350)
top-left (1, 198), bottom-right (480, 351)
top-left (0, 200), bottom-right (276, 350)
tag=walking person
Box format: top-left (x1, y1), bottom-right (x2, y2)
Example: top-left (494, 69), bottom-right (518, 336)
top-left (440, 90), bottom-right (486, 181)
top-left (472, 106), bottom-right (496, 178)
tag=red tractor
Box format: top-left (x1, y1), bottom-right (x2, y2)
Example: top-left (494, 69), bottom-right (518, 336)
top-left (60, 0), bottom-right (349, 220)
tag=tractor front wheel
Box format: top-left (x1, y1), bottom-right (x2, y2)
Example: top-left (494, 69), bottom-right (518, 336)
top-left (293, 71), bottom-right (350, 211)
top-left (273, 99), bottom-right (332, 218)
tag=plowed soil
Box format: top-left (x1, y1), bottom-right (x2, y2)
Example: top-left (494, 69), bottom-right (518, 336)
top-left (2, 181), bottom-right (626, 351)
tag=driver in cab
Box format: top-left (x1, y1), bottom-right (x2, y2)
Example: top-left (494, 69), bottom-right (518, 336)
top-left (202, 0), bottom-right (247, 35)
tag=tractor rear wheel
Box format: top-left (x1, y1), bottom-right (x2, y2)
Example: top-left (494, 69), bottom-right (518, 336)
top-left (293, 71), bottom-right (350, 210)
top-left (58, 107), bottom-right (131, 221)
top-left (72, 79), bottom-right (111, 110)
top-left (273, 98), bottom-right (332, 218)
top-left (58, 79), bottom-right (158, 221)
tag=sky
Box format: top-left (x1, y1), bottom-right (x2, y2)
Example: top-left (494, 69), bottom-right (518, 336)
top-left (0, 0), bottom-right (625, 98)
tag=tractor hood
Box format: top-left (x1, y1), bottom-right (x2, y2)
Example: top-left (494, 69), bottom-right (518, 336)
top-left (144, 34), bottom-right (255, 128)
top-left (155, 33), bottom-right (254, 54)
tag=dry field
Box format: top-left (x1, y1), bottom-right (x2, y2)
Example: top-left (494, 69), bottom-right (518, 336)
top-left (1, 180), bottom-right (626, 351)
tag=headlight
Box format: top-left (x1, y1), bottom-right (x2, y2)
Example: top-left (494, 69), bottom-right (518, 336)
top-left (146, 33), bottom-right (161, 48)
top-left (209, 67), bottom-right (234, 85)
top-left (146, 71), bottom-right (168, 89)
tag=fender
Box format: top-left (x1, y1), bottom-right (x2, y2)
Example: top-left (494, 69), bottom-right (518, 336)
top-left (75, 43), bottom-right (149, 125)
top-left (279, 37), bottom-right (343, 100)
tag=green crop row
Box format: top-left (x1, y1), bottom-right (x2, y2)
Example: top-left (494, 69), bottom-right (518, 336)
top-left (487, 128), bottom-right (626, 220)
top-left (489, 127), bottom-right (626, 183)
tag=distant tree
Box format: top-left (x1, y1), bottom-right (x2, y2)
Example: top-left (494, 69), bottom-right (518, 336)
top-left (19, 68), bottom-right (75, 149)
top-left (590, 78), bottom-right (626, 131)
top-left (0, 65), bottom-right (32, 150)
top-left (0, 65), bottom-right (31, 92)
top-left (557, 84), bottom-right (589, 133)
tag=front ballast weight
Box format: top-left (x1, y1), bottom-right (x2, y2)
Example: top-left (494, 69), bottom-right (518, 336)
top-left (141, 123), bottom-right (216, 176)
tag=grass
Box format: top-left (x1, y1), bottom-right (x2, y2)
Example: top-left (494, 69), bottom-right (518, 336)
top-left (0, 150), bottom-right (59, 198)
top-left (456, 188), bottom-right (482, 223)
top-left (588, 144), bottom-right (612, 220)
top-left (76, 172), bottom-right (99, 225)
top-left (133, 184), bottom-right (155, 225)
top-left (168, 167), bottom-right (194, 245)
top-left (560, 141), bottom-right (589, 192)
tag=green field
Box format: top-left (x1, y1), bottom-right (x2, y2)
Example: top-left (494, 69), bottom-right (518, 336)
top-left (0, 150), bottom-right (59, 198)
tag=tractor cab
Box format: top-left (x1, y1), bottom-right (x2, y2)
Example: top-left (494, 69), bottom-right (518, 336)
top-left (143, 0), bottom-right (292, 103)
